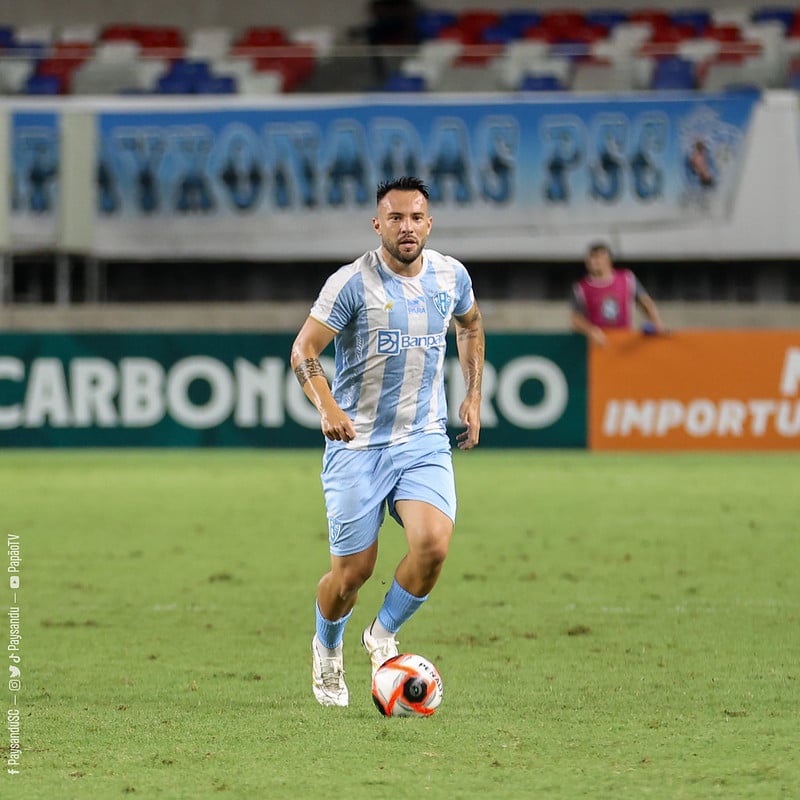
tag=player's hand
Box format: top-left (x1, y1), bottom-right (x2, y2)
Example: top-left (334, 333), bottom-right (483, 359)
top-left (456, 397), bottom-right (481, 450)
top-left (320, 405), bottom-right (356, 442)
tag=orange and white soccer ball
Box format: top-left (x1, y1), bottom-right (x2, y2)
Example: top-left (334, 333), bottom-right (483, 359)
top-left (371, 654), bottom-right (443, 717)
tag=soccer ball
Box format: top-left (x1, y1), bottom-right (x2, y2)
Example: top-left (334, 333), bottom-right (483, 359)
top-left (371, 654), bottom-right (443, 717)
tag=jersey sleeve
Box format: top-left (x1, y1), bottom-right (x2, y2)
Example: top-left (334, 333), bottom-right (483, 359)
top-left (309, 270), bottom-right (360, 332)
top-left (450, 258), bottom-right (476, 316)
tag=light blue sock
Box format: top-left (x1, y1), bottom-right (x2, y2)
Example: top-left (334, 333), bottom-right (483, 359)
top-left (315, 603), bottom-right (352, 651)
top-left (376, 579), bottom-right (428, 634)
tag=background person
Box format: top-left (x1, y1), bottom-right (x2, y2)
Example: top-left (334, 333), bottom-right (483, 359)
top-left (570, 241), bottom-right (664, 346)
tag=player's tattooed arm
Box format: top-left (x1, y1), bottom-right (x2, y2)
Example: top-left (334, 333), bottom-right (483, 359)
top-left (455, 303), bottom-right (485, 396)
top-left (293, 357), bottom-right (326, 387)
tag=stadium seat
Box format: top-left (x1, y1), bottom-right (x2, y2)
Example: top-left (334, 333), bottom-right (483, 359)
top-left (458, 11), bottom-right (503, 41)
top-left (132, 59), bottom-right (170, 92)
top-left (480, 26), bottom-right (519, 46)
top-left (138, 27), bottom-right (184, 59)
top-left (236, 71), bottom-right (283, 94)
top-left (583, 10), bottom-right (628, 32)
top-left (415, 11), bottom-right (458, 41)
top-left (24, 73), bottom-right (62, 95)
top-left (752, 7), bottom-right (796, 31)
top-left (100, 24), bottom-right (141, 43)
top-left (71, 44), bottom-right (141, 94)
top-left (677, 37), bottom-right (721, 64)
top-left (456, 43), bottom-right (505, 66)
top-left (499, 11), bottom-right (543, 38)
top-left (608, 22), bottom-right (655, 54)
top-left (57, 24), bottom-right (100, 44)
top-left (195, 75), bottom-right (237, 94)
top-left (650, 55), bottom-right (695, 88)
top-left (629, 9), bottom-right (671, 32)
top-left (185, 27), bottom-right (233, 61)
top-left (289, 25), bottom-right (336, 59)
top-left (33, 58), bottom-right (79, 93)
top-left (541, 10), bottom-right (586, 39)
top-left (155, 73), bottom-right (194, 94)
top-left (211, 58), bottom-right (256, 86)
top-left (518, 73), bottom-right (565, 91)
top-left (381, 73), bottom-right (426, 92)
top-left (167, 59), bottom-right (212, 84)
top-left (15, 24), bottom-right (54, 46)
top-left (706, 24), bottom-right (743, 43)
top-left (0, 59), bottom-right (34, 93)
top-left (669, 10), bottom-right (711, 36)
top-left (0, 26), bottom-right (16, 48)
top-left (231, 26), bottom-right (287, 59)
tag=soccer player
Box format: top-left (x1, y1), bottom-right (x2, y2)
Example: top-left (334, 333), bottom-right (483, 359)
top-left (570, 241), bottom-right (664, 346)
top-left (290, 176), bottom-right (485, 707)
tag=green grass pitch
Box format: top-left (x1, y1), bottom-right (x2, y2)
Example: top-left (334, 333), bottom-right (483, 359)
top-left (1, 449), bottom-right (798, 799)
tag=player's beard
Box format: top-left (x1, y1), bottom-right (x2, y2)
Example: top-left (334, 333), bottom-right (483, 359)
top-left (383, 237), bottom-right (425, 265)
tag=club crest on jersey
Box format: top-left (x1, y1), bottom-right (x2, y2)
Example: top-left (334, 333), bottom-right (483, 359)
top-left (601, 296), bottom-right (620, 322)
top-left (432, 291), bottom-right (451, 317)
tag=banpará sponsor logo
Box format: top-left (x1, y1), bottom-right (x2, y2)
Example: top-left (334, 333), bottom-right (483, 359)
top-left (376, 330), bottom-right (446, 355)
top-left (0, 354), bottom-right (570, 432)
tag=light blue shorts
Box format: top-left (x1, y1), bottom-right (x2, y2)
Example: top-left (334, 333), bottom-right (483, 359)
top-left (320, 431), bottom-right (456, 557)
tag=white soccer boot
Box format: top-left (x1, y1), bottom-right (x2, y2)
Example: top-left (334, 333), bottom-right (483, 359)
top-left (361, 623), bottom-right (400, 677)
top-left (311, 635), bottom-right (349, 707)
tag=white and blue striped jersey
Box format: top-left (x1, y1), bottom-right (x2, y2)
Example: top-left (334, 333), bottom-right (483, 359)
top-left (310, 247), bottom-right (475, 449)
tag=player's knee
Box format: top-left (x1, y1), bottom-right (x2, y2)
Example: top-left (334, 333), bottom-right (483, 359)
top-left (334, 562), bottom-right (374, 598)
top-left (416, 525), bottom-right (452, 569)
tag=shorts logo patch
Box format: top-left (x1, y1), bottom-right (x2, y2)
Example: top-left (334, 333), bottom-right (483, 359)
top-left (327, 517), bottom-right (343, 544)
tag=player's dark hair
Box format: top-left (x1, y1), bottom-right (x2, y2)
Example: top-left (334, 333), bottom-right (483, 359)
top-left (376, 176), bottom-right (430, 203)
top-left (587, 241), bottom-right (612, 257)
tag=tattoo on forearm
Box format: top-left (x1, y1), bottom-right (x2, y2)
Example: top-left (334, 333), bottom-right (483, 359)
top-left (456, 310), bottom-right (485, 394)
top-left (294, 357), bottom-right (325, 386)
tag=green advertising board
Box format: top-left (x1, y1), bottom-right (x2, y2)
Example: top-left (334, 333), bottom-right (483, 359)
top-left (0, 333), bottom-right (586, 447)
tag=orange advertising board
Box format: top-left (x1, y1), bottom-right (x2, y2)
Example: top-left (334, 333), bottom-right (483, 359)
top-left (589, 330), bottom-right (800, 450)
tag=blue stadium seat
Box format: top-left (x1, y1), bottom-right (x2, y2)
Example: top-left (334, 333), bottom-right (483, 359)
top-left (669, 10), bottom-right (711, 36)
top-left (155, 73), bottom-right (195, 94)
top-left (195, 75), bottom-right (237, 94)
top-left (519, 74), bottom-right (565, 91)
top-left (415, 11), bottom-right (458, 40)
top-left (481, 26), bottom-right (519, 45)
top-left (583, 10), bottom-right (629, 30)
top-left (752, 7), bottom-right (795, 30)
top-left (0, 27), bottom-right (15, 48)
top-left (24, 73), bottom-right (62, 95)
top-left (500, 11), bottom-right (543, 36)
top-left (167, 59), bottom-right (212, 83)
top-left (382, 73), bottom-right (426, 92)
top-left (651, 56), bottom-right (695, 89)
top-left (8, 41), bottom-right (47, 59)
